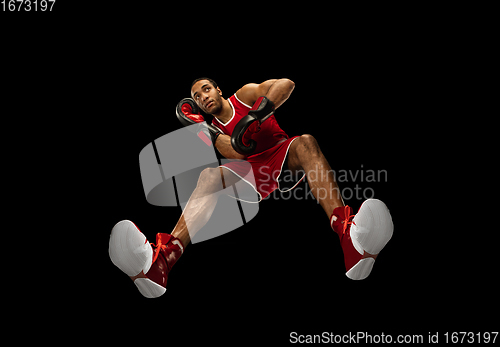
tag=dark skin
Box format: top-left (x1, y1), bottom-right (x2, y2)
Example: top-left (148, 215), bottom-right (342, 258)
top-left (127, 79), bottom-right (368, 283)
top-left (168, 79), bottom-right (344, 248)
top-left (191, 79), bottom-right (295, 160)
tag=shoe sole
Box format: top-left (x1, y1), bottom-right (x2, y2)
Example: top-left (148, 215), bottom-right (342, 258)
top-left (109, 220), bottom-right (153, 276)
top-left (134, 277), bottom-right (166, 298)
top-left (109, 220), bottom-right (166, 298)
top-left (346, 199), bottom-right (393, 280)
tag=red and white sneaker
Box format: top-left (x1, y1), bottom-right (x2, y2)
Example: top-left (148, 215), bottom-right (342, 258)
top-left (330, 199), bottom-right (393, 280)
top-left (108, 220), bottom-right (184, 298)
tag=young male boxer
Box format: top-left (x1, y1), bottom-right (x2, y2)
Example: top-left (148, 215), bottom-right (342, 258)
top-left (109, 78), bottom-right (394, 298)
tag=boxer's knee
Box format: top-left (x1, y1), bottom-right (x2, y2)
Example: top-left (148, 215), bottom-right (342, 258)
top-left (298, 134), bottom-right (321, 157)
top-left (197, 168), bottom-right (224, 194)
top-left (287, 134), bottom-right (321, 172)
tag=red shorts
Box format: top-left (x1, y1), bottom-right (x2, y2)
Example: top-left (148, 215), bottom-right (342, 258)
top-left (220, 136), bottom-right (305, 202)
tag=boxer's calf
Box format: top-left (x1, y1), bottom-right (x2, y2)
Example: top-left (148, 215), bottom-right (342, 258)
top-left (171, 167), bottom-right (240, 248)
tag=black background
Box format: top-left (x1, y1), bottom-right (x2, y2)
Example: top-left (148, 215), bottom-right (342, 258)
top-left (93, 52), bottom-right (493, 343)
top-left (3, 3), bottom-right (496, 345)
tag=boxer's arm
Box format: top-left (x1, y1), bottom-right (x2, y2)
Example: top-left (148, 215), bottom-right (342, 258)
top-left (236, 78), bottom-right (295, 110)
top-left (215, 134), bottom-right (246, 160)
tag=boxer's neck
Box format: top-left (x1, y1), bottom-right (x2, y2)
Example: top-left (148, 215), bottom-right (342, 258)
top-left (212, 98), bottom-right (232, 124)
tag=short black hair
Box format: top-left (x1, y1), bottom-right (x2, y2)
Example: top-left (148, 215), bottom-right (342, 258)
top-left (191, 77), bottom-right (218, 89)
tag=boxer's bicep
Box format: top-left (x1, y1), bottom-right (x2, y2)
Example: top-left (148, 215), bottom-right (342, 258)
top-left (236, 80), bottom-right (278, 107)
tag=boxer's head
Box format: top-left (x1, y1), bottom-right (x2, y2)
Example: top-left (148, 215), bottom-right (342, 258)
top-left (191, 77), bottom-right (223, 115)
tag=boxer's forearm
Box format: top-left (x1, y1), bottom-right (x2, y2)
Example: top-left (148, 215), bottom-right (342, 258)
top-left (215, 134), bottom-right (246, 160)
top-left (265, 78), bottom-right (295, 109)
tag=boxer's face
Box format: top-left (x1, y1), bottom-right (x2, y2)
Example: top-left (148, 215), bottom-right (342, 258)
top-left (191, 80), bottom-right (223, 115)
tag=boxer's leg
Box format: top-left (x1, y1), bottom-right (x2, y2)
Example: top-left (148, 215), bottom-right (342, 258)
top-left (109, 167), bottom-right (242, 298)
top-left (171, 167), bottom-right (240, 248)
top-left (286, 134), bottom-right (344, 218)
top-left (287, 134), bottom-right (393, 279)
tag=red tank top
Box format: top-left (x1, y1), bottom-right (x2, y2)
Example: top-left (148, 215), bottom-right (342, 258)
top-left (211, 94), bottom-right (289, 155)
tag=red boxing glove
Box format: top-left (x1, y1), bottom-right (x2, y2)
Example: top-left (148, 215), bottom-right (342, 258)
top-left (176, 98), bottom-right (206, 126)
top-left (176, 98), bottom-right (222, 146)
top-left (181, 102), bottom-right (205, 123)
